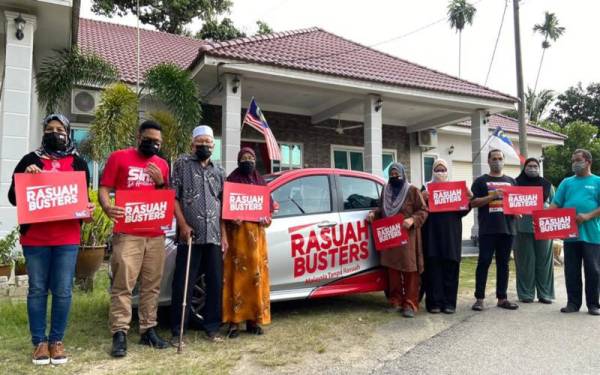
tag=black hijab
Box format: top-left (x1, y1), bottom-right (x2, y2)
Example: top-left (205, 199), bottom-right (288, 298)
top-left (516, 157), bottom-right (552, 201)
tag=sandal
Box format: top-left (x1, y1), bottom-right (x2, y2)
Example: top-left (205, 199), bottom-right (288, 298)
top-left (246, 324), bottom-right (264, 335)
top-left (227, 325), bottom-right (240, 339)
top-left (206, 331), bottom-right (224, 342)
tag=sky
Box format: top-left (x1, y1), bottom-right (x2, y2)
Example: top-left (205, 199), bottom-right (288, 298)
top-left (80, 0), bottom-right (600, 99)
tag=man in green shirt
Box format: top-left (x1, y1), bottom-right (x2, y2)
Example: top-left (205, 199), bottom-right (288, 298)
top-left (551, 149), bottom-right (600, 316)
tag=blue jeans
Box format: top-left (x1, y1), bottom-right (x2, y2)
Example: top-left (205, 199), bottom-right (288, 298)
top-left (23, 245), bottom-right (78, 346)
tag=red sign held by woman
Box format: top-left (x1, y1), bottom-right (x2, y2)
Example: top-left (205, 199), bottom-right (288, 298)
top-left (114, 189), bottom-right (175, 233)
top-left (502, 186), bottom-right (544, 215)
top-left (15, 171), bottom-right (90, 224)
top-left (427, 181), bottom-right (470, 212)
top-left (371, 214), bottom-right (408, 251)
top-left (532, 208), bottom-right (578, 240)
top-left (222, 182), bottom-right (271, 222)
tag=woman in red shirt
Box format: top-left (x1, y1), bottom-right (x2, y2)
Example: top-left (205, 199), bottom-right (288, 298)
top-left (8, 114), bottom-right (91, 366)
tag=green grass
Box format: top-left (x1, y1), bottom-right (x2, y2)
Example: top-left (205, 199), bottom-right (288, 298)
top-left (0, 258), bottom-right (515, 374)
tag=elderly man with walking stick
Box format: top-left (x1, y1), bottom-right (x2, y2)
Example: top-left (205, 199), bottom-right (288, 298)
top-left (170, 125), bottom-right (228, 346)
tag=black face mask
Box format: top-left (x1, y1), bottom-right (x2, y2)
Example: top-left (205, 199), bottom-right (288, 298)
top-left (239, 160), bottom-right (255, 175)
top-left (389, 176), bottom-right (403, 187)
top-left (138, 139), bottom-right (160, 157)
top-left (43, 132), bottom-right (67, 152)
top-left (195, 145), bottom-right (212, 161)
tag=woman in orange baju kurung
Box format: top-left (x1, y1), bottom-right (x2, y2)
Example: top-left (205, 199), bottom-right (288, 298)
top-left (223, 148), bottom-right (272, 337)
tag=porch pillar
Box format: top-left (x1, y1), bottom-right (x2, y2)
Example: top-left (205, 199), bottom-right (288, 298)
top-left (470, 109), bottom-right (489, 242)
top-left (0, 12), bottom-right (36, 236)
top-left (221, 74), bottom-right (242, 174)
top-left (364, 95), bottom-right (383, 177)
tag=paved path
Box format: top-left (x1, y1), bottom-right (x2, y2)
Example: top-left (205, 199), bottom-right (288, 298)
top-left (376, 272), bottom-right (600, 375)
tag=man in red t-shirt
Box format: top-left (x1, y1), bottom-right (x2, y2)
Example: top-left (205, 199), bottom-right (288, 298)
top-left (99, 121), bottom-right (170, 357)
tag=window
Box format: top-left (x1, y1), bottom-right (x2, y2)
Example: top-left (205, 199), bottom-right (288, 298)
top-left (71, 127), bottom-right (99, 189)
top-left (272, 175), bottom-right (331, 217)
top-left (212, 138), bottom-right (221, 165)
top-left (332, 146), bottom-right (396, 176)
top-left (423, 154), bottom-right (437, 184)
top-left (273, 143), bottom-right (302, 172)
top-left (339, 176), bottom-right (380, 210)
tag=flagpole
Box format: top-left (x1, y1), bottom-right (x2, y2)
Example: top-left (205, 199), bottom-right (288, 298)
top-left (472, 132), bottom-right (494, 165)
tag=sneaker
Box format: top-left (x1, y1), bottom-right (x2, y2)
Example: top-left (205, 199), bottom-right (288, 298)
top-left (402, 307), bottom-right (415, 318)
top-left (588, 307), bottom-right (600, 316)
top-left (49, 341), bottom-right (68, 365)
top-left (471, 299), bottom-right (484, 311)
top-left (560, 304), bottom-right (579, 313)
top-left (111, 331), bottom-right (127, 358)
top-left (140, 327), bottom-right (169, 349)
top-left (32, 342), bottom-right (50, 365)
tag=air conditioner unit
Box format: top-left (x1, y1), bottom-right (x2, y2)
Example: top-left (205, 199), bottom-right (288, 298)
top-left (417, 129), bottom-right (438, 149)
top-left (71, 89), bottom-right (101, 115)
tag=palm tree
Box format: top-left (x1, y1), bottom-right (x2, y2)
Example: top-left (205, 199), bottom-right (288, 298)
top-left (532, 12), bottom-right (565, 94)
top-left (36, 47), bottom-right (118, 114)
top-left (525, 87), bottom-right (555, 123)
top-left (447, 0), bottom-right (477, 77)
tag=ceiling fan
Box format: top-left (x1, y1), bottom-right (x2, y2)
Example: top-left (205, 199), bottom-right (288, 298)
top-left (314, 118), bottom-right (363, 135)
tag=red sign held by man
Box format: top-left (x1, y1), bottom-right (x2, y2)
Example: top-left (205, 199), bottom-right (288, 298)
top-left (532, 208), bottom-right (578, 240)
top-left (114, 190), bottom-right (175, 233)
top-left (502, 186), bottom-right (544, 215)
top-left (427, 181), bottom-right (470, 213)
top-left (222, 182), bottom-right (271, 222)
top-left (15, 171), bottom-right (90, 224)
top-left (371, 214), bottom-right (408, 251)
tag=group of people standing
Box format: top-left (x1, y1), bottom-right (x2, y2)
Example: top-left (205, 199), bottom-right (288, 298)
top-left (369, 148), bottom-right (600, 320)
top-left (8, 114), bottom-right (600, 366)
top-left (9, 116), bottom-right (272, 365)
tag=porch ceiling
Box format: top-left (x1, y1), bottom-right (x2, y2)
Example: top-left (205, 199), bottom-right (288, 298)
top-left (194, 60), bottom-right (514, 132)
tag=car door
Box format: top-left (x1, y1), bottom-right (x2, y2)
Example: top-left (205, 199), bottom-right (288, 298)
top-left (267, 174), bottom-right (341, 301)
top-left (335, 174), bottom-right (383, 276)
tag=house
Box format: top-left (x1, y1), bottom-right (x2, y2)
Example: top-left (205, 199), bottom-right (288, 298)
top-left (0, 12), bottom-right (565, 238)
top-left (0, 0), bottom-right (76, 236)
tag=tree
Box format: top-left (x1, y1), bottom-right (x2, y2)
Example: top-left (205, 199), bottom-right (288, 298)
top-left (36, 47), bottom-right (118, 114)
top-left (256, 20), bottom-right (273, 35)
top-left (196, 17), bottom-right (246, 41)
top-left (542, 121), bottom-right (600, 187)
top-left (549, 83), bottom-right (600, 129)
top-left (87, 83), bottom-right (139, 162)
top-left (148, 110), bottom-right (191, 162)
top-left (447, 0), bottom-right (476, 77)
top-left (91, 0), bottom-right (233, 34)
top-left (532, 12), bottom-right (565, 94)
top-left (526, 87), bottom-right (555, 123)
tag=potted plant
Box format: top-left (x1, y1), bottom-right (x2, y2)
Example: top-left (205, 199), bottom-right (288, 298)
top-left (76, 190), bottom-right (113, 291)
top-left (0, 227), bottom-right (19, 278)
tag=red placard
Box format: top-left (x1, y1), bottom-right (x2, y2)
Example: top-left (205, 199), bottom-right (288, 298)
top-left (114, 189), bottom-right (175, 233)
top-left (371, 214), bottom-right (408, 251)
top-left (502, 186), bottom-right (544, 215)
top-left (533, 208), bottom-right (578, 240)
top-left (222, 182), bottom-right (271, 222)
top-left (427, 181), bottom-right (470, 213)
top-left (15, 172), bottom-right (90, 224)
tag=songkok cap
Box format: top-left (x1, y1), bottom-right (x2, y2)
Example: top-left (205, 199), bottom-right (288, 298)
top-left (192, 125), bottom-right (214, 139)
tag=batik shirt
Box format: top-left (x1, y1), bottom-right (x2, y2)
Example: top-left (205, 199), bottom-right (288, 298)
top-left (172, 154), bottom-right (225, 245)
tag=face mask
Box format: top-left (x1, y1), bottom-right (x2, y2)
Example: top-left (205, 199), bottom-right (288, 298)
top-left (195, 145), bottom-right (212, 161)
top-left (525, 167), bottom-right (539, 178)
top-left (239, 160), bottom-right (255, 175)
top-left (138, 139), bottom-right (160, 157)
top-left (490, 160), bottom-right (504, 173)
top-left (572, 161), bottom-right (587, 175)
top-left (433, 171), bottom-right (448, 181)
top-left (42, 132), bottom-right (67, 151)
top-left (389, 176), bottom-right (403, 187)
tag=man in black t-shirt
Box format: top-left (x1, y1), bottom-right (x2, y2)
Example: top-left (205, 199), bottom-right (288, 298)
top-left (470, 149), bottom-right (519, 311)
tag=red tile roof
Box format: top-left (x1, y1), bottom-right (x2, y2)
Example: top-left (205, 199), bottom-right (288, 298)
top-left (79, 19), bottom-right (515, 103)
top-left (457, 114), bottom-right (566, 141)
top-left (193, 28), bottom-right (516, 103)
top-left (78, 18), bottom-right (206, 84)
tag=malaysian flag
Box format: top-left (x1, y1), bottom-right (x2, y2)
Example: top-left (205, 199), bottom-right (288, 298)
top-left (487, 127), bottom-right (525, 164)
top-left (243, 98), bottom-right (281, 161)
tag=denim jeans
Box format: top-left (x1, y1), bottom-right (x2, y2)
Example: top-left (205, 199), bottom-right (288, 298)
top-left (23, 245), bottom-right (79, 346)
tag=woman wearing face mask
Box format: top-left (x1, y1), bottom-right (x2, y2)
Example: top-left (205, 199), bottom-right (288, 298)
top-left (223, 148), bottom-right (273, 337)
top-left (514, 158), bottom-right (555, 304)
top-left (420, 159), bottom-right (472, 314)
top-left (367, 163), bottom-right (428, 318)
top-left (8, 114), bottom-right (92, 366)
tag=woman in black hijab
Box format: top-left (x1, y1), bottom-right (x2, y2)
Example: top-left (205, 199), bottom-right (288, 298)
top-left (514, 157), bottom-right (555, 304)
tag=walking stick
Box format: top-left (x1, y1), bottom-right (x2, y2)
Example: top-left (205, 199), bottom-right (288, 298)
top-left (177, 235), bottom-right (193, 354)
